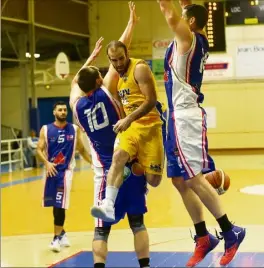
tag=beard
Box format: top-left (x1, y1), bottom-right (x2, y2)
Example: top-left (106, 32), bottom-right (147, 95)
top-left (55, 115), bottom-right (67, 122)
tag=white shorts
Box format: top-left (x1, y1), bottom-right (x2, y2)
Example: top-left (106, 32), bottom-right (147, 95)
top-left (93, 166), bottom-right (108, 227)
top-left (166, 106), bottom-right (215, 180)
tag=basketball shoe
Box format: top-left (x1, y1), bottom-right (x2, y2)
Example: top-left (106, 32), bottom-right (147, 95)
top-left (219, 225), bottom-right (246, 266)
top-left (91, 199), bottom-right (115, 222)
top-left (186, 232), bottom-right (220, 267)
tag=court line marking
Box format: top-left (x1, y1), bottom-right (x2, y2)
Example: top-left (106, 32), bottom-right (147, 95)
top-left (0, 165), bottom-right (91, 188)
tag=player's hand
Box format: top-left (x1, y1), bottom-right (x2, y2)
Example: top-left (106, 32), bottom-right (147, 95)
top-left (113, 117), bottom-right (132, 133)
top-left (45, 161), bottom-right (58, 177)
top-left (128, 1), bottom-right (140, 25)
top-left (90, 37), bottom-right (104, 61)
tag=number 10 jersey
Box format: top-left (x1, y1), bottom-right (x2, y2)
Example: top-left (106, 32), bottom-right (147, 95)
top-left (73, 86), bottom-right (122, 168)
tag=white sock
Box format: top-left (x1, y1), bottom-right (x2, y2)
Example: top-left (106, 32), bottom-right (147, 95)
top-left (105, 186), bottom-right (118, 205)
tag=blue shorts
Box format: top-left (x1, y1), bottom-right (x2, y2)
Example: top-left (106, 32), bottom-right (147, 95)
top-left (93, 162), bottom-right (147, 227)
top-left (43, 169), bottom-right (73, 209)
top-left (165, 109), bottom-right (215, 180)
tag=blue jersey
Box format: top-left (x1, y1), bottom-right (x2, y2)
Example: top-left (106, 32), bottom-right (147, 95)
top-left (44, 123), bottom-right (77, 171)
top-left (73, 86), bottom-right (122, 168)
top-left (164, 33), bottom-right (209, 111)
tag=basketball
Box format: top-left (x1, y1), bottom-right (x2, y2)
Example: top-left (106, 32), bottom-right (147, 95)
top-left (205, 169), bottom-right (230, 195)
top-left (131, 162), bottom-right (145, 176)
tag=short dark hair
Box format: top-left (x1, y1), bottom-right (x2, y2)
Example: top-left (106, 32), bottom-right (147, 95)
top-left (185, 4), bottom-right (208, 30)
top-left (53, 100), bottom-right (67, 110)
top-left (77, 66), bottom-right (100, 93)
top-left (106, 40), bottom-right (128, 56)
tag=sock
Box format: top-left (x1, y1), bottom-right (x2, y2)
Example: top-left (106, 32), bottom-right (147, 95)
top-left (217, 214), bottom-right (232, 233)
top-left (60, 229), bottom-right (65, 236)
top-left (94, 263), bottom-right (105, 268)
top-left (53, 235), bottom-right (59, 240)
top-left (105, 186), bottom-right (118, 205)
top-left (138, 258), bottom-right (150, 268)
top-left (194, 221), bottom-right (208, 237)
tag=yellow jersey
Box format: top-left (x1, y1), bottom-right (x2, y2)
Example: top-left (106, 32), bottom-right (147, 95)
top-left (117, 58), bottom-right (163, 126)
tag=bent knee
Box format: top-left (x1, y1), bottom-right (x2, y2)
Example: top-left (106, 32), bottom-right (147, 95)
top-left (146, 174), bottom-right (162, 187)
top-left (171, 177), bottom-right (188, 192)
top-left (185, 173), bottom-right (204, 189)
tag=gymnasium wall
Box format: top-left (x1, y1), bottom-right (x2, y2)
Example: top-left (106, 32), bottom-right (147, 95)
top-left (1, 0), bottom-right (264, 149)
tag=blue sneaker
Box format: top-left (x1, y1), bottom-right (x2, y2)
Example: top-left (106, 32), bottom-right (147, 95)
top-left (220, 225), bottom-right (246, 266)
top-left (186, 232), bottom-right (220, 267)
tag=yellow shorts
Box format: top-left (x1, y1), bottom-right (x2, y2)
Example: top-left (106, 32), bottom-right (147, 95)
top-left (114, 123), bottom-right (164, 175)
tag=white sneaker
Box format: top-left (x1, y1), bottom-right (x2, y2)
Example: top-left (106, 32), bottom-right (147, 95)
top-left (91, 199), bottom-right (115, 222)
top-left (60, 233), bottom-right (70, 247)
top-left (49, 237), bottom-right (61, 252)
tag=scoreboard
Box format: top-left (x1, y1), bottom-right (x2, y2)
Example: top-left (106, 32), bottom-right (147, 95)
top-left (203, 1), bottom-right (264, 53)
top-left (225, 0), bottom-right (264, 25)
top-left (204, 1), bottom-right (226, 52)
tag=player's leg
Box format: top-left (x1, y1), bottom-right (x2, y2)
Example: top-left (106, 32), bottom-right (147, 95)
top-left (43, 174), bottom-right (61, 251)
top-left (125, 170), bottom-right (149, 268)
top-left (92, 168), bottom-right (126, 268)
top-left (166, 117), bottom-right (219, 267)
top-left (138, 125), bottom-right (164, 187)
top-left (144, 102), bottom-right (167, 187)
top-left (91, 169), bottom-right (110, 268)
top-left (91, 128), bottom-right (138, 222)
top-left (92, 226), bottom-right (111, 268)
top-left (51, 170), bottom-right (73, 252)
top-left (174, 108), bottom-right (245, 266)
top-left (128, 214), bottom-right (150, 268)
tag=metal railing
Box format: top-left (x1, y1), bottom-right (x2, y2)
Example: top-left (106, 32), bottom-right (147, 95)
top-left (1, 138), bottom-right (26, 172)
top-left (1, 124), bottom-right (21, 140)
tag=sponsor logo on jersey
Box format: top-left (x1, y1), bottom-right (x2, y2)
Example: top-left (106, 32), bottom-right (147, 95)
top-left (164, 71), bottom-right (169, 82)
top-left (52, 151), bottom-right (65, 165)
top-left (150, 163), bottom-right (162, 173)
top-left (66, 134), bottom-right (74, 140)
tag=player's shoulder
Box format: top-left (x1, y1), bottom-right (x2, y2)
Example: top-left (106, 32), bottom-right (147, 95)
top-left (195, 32), bottom-right (209, 49)
top-left (45, 123), bottom-right (53, 130)
top-left (67, 122), bottom-right (78, 130)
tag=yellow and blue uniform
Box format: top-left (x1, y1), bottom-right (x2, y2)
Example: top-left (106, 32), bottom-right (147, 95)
top-left (116, 58), bottom-right (165, 175)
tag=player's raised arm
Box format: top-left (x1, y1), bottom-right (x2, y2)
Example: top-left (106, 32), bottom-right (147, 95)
top-left (70, 37), bottom-right (104, 109)
top-left (158, 0), bottom-right (193, 50)
top-left (103, 1), bottom-right (139, 98)
top-left (119, 1), bottom-right (139, 49)
top-left (37, 126), bottom-right (58, 177)
top-left (179, 0), bottom-right (192, 9)
top-left (75, 127), bottom-right (92, 164)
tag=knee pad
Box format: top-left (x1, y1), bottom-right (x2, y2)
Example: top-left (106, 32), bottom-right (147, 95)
top-left (53, 207), bottom-right (65, 226)
top-left (94, 227), bottom-right (111, 242)
top-left (128, 214), bottom-right (146, 234)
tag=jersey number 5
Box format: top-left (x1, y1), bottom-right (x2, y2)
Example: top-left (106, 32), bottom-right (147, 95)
top-left (84, 102), bottom-right (109, 132)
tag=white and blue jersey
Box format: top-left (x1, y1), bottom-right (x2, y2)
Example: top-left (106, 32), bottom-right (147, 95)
top-left (73, 85), bottom-right (147, 227)
top-left (43, 123), bottom-right (77, 209)
top-left (164, 33), bottom-right (215, 180)
top-left (164, 32), bottom-right (209, 110)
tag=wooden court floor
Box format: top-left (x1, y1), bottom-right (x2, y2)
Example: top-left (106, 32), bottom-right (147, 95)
top-left (1, 153), bottom-right (264, 267)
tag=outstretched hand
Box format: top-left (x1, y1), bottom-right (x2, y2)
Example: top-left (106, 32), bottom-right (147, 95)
top-left (90, 37), bottom-right (104, 61)
top-left (128, 1), bottom-right (140, 25)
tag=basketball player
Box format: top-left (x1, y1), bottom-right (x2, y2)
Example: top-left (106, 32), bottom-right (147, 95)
top-left (158, 0), bottom-right (245, 266)
top-left (90, 5), bottom-right (167, 223)
top-left (37, 101), bottom-right (91, 252)
top-left (70, 3), bottom-right (151, 268)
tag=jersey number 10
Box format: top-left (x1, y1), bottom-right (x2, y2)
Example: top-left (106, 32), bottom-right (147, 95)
top-left (84, 102), bottom-right (109, 132)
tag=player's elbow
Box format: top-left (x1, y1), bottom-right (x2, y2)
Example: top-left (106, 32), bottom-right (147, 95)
top-left (147, 96), bottom-right (157, 109)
